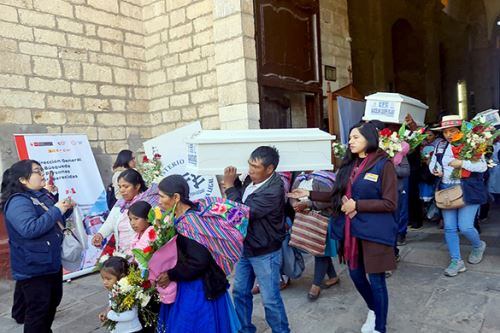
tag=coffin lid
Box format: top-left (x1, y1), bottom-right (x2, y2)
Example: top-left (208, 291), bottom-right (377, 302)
top-left (365, 92), bottom-right (428, 109)
top-left (186, 128), bottom-right (335, 144)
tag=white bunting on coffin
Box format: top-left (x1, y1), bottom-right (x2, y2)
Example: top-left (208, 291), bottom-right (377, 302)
top-left (362, 92), bottom-right (428, 126)
top-left (185, 128), bottom-right (336, 175)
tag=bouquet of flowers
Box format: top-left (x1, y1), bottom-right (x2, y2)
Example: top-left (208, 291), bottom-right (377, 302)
top-left (137, 153), bottom-right (164, 187)
top-left (132, 207), bottom-right (176, 273)
top-left (449, 118), bottom-right (499, 179)
top-left (378, 128), bottom-right (404, 158)
top-left (398, 124), bottom-right (427, 151)
top-left (103, 265), bottom-right (157, 331)
top-left (332, 141), bottom-right (347, 160)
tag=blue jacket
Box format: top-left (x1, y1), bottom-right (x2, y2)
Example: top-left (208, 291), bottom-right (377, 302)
top-left (329, 153), bottom-right (398, 247)
top-left (4, 189), bottom-right (70, 280)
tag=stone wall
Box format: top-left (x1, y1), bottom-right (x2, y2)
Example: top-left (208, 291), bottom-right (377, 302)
top-left (0, 0), bottom-right (149, 180)
top-left (143, 0), bottom-right (220, 138)
top-left (0, 0), bottom-right (352, 179)
top-left (320, 0), bottom-right (351, 92)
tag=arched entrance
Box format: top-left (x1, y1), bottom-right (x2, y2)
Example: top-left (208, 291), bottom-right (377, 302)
top-left (493, 15), bottom-right (500, 109)
top-left (391, 19), bottom-right (426, 102)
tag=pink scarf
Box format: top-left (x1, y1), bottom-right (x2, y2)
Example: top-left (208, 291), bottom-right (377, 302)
top-left (344, 154), bottom-right (372, 270)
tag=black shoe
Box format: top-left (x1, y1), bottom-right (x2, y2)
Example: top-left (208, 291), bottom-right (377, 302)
top-left (397, 235), bottom-right (407, 246)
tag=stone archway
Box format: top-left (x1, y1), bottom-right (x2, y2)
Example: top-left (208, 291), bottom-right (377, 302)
top-left (391, 19), bottom-right (426, 102)
top-left (493, 15), bottom-right (500, 108)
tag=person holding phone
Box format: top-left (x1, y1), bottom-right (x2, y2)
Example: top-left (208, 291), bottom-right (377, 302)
top-left (289, 122), bottom-right (398, 333)
top-left (0, 160), bottom-right (75, 332)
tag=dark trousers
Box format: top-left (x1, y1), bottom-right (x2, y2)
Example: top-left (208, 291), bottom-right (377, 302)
top-left (313, 256), bottom-right (337, 286)
top-left (12, 270), bottom-right (63, 333)
top-left (349, 258), bottom-right (388, 333)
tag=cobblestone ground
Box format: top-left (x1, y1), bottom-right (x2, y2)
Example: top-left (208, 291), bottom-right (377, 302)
top-left (1, 204), bottom-right (499, 333)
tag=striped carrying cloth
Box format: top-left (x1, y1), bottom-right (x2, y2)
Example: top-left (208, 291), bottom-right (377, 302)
top-left (289, 211), bottom-right (329, 257)
top-left (175, 197), bottom-right (249, 275)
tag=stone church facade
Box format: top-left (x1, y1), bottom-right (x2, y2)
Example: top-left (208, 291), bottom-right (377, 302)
top-left (0, 0), bottom-right (351, 178)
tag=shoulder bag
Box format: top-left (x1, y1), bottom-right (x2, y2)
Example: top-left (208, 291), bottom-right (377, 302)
top-left (30, 197), bottom-right (84, 270)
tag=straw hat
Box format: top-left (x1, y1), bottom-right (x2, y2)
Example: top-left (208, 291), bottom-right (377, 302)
top-left (431, 115), bottom-right (463, 131)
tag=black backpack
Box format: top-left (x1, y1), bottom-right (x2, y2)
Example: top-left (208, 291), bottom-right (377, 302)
top-left (106, 183), bottom-right (117, 210)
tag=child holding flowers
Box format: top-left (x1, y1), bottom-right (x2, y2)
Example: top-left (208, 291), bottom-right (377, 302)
top-left (99, 256), bottom-right (143, 333)
top-left (128, 201), bottom-right (157, 253)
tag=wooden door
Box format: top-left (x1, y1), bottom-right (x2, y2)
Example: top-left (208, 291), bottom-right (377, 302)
top-left (254, 0), bottom-right (323, 128)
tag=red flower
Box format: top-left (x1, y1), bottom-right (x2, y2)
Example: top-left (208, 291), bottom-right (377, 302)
top-left (143, 246), bottom-right (153, 254)
top-left (148, 228), bottom-right (157, 241)
top-left (142, 280), bottom-right (152, 289)
top-left (153, 153), bottom-right (162, 159)
top-left (379, 128), bottom-right (392, 137)
top-left (461, 169), bottom-right (471, 178)
top-left (472, 125), bottom-right (484, 134)
top-left (142, 155), bottom-right (150, 163)
top-left (451, 144), bottom-right (464, 157)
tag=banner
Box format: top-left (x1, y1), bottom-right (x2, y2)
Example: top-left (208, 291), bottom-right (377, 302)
top-left (14, 134), bottom-right (107, 280)
top-left (143, 122), bottom-right (221, 199)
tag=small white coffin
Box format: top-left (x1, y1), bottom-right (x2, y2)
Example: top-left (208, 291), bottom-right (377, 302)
top-left (185, 128), bottom-right (335, 174)
top-left (473, 109), bottom-right (499, 126)
top-left (363, 92), bottom-right (428, 126)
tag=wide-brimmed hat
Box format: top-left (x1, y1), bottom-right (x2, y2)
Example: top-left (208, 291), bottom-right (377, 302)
top-left (431, 115), bottom-right (463, 131)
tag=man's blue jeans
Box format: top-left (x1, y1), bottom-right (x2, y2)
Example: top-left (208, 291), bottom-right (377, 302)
top-left (232, 249), bottom-right (290, 333)
top-left (349, 263), bottom-right (388, 333)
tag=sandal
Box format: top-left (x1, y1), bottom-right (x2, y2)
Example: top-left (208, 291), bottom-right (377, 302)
top-left (323, 277), bottom-right (340, 289)
top-left (307, 285), bottom-right (321, 300)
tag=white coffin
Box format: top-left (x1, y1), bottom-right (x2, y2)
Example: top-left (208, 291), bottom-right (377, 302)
top-left (362, 92), bottom-right (428, 126)
top-left (185, 128), bottom-right (336, 174)
top-left (473, 109), bottom-right (499, 126)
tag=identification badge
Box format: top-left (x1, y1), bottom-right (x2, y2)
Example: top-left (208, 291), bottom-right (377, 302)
top-left (364, 173), bottom-right (379, 182)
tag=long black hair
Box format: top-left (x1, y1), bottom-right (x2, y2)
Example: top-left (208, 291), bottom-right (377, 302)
top-left (117, 169), bottom-right (147, 193)
top-left (101, 256), bottom-right (129, 279)
top-left (113, 149), bottom-right (134, 170)
top-left (331, 122), bottom-right (380, 215)
top-left (0, 160), bottom-right (41, 211)
top-left (158, 175), bottom-right (195, 207)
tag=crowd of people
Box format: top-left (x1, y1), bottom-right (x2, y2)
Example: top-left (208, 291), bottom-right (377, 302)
top-left (1, 113), bottom-right (498, 333)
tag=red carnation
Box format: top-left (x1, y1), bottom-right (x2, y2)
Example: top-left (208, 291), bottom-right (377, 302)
top-left (142, 280), bottom-right (152, 289)
top-left (451, 144), bottom-right (464, 157)
top-left (148, 228), bottom-right (157, 241)
top-left (143, 246), bottom-right (153, 254)
top-left (142, 156), bottom-right (149, 163)
top-left (154, 153), bottom-right (162, 159)
top-left (472, 125), bottom-right (484, 133)
top-left (461, 169), bottom-right (471, 178)
top-left (379, 128), bottom-right (392, 137)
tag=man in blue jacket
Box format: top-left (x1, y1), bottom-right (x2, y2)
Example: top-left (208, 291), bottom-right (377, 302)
top-left (224, 146), bottom-right (290, 333)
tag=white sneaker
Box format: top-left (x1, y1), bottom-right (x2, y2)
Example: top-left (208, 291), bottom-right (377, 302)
top-left (361, 310), bottom-right (375, 333)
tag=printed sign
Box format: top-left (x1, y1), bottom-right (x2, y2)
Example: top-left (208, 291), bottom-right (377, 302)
top-left (14, 134), bottom-right (108, 280)
top-left (143, 122), bottom-right (221, 199)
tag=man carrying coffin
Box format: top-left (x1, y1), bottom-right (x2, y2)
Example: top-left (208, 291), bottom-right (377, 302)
top-left (224, 146), bottom-right (290, 333)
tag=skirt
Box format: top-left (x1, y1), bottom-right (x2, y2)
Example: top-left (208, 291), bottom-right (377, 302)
top-left (156, 279), bottom-right (240, 333)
